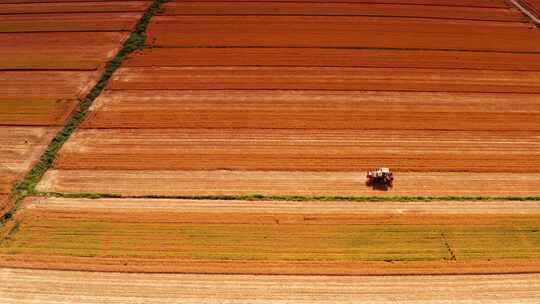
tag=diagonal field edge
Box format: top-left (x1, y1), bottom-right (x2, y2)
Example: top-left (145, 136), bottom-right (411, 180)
top-left (509, 0), bottom-right (540, 26)
top-left (0, 0), bottom-right (168, 226)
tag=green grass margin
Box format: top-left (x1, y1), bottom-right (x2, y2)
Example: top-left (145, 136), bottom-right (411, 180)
top-left (0, 0), bottom-right (167, 226)
top-left (37, 191), bottom-right (540, 202)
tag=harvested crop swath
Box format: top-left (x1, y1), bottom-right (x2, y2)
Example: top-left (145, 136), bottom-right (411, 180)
top-left (109, 67), bottom-right (540, 93)
top-left (161, 2), bottom-right (524, 22)
top-left (0, 32), bottom-right (127, 70)
top-left (84, 90), bottom-right (540, 131)
top-left (0, 1), bottom-right (150, 14)
top-left (0, 13), bottom-right (140, 32)
top-left (168, 0), bottom-right (511, 9)
top-left (147, 16), bottom-right (540, 52)
top-left (1, 198), bottom-right (540, 274)
top-left (37, 170), bottom-right (540, 196)
top-left (2, 269), bottom-right (539, 304)
top-left (54, 129), bottom-right (540, 172)
top-left (125, 47), bottom-right (540, 71)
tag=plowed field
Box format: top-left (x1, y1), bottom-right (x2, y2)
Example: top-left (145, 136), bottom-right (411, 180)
top-left (3, 269), bottom-right (540, 304)
top-left (0, 13), bottom-right (140, 32)
top-left (147, 16), bottom-right (540, 51)
top-left (51, 128), bottom-right (540, 173)
top-left (161, 2), bottom-right (525, 21)
top-left (0, 32), bottom-right (127, 70)
top-left (0, 1), bottom-right (149, 14)
top-left (43, 0), bottom-right (540, 197)
top-left (2, 198), bottom-right (540, 274)
top-left (0, 0), bottom-right (149, 217)
top-left (85, 90), bottom-right (540, 131)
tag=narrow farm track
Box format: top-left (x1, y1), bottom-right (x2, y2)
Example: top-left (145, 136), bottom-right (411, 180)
top-left (2, 269), bottom-right (540, 304)
top-left (519, 0), bottom-right (540, 20)
top-left (1, 198), bottom-right (540, 275)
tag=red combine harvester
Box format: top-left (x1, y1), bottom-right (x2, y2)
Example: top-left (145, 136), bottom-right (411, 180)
top-left (367, 167), bottom-right (394, 187)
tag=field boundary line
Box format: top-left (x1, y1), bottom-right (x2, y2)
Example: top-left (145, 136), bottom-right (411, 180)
top-left (0, 0), bottom-right (168, 227)
top-left (509, 0), bottom-right (540, 25)
top-left (35, 191), bottom-right (540, 202)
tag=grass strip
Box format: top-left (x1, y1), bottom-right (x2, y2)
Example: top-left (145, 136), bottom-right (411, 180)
top-left (1, 0), bottom-right (167, 226)
top-left (36, 191), bottom-right (540, 202)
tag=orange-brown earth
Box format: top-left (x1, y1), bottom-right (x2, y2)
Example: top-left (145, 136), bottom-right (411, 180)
top-left (0, 1), bottom-right (149, 14)
top-left (519, 0), bottom-right (540, 19)
top-left (0, 71), bottom-right (97, 126)
top-left (0, 195), bottom-right (8, 214)
top-left (38, 170), bottom-right (540, 196)
top-left (147, 16), bottom-right (540, 51)
top-left (53, 129), bottom-right (540, 172)
top-left (2, 198), bottom-right (540, 275)
top-left (84, 90), bottom-right (540, 131)
top-left (45, 0), bottom-right (540, 197)
top-left (0, 1), bottom-right (149, 219)
top-left (161, 1), bottom-right (525, 21)
top-left (0, 127), bottom-right (56, 193)
top-left (125, 47), bottom-right (540, 71)
top-left (0, 13), bottom-right (141, 32)
top-left (1, 270), bottom-right (540, 304)
top-left (0, 32), bottom-right (128, 70)
top-left (109, 66), bottom-right (540, 93)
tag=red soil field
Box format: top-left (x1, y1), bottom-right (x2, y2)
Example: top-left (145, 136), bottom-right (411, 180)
top-left (0, 1), bottom-right (150, 14)
top-left (109, 67), bottom-right (540, 93)
top-left (0, 32), bottom-right (128, 70)
top-left (125, 47), bottom-right (540, 71)
top-left (38, 170), bottom-right (540, 197)
top-left (161, 2), bottom-right (525, 22)
top-left (0, 71), bottom-right (97, 99)
top-left (0, 12), bottom-right (141, 32)
top-left (147, 16), bottom-right (540, 52)
top-left (54, 129), bottom-right (540, 172)
top-left (84, 90), bottom-right (540, 131)
top-left (168, 0), bottom-right (511, 9)
top-left (2, 268), bottom-right (539, 304)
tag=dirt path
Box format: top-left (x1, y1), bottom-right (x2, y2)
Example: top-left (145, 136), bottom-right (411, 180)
top-left (1, 268), bottom-right (540, 303)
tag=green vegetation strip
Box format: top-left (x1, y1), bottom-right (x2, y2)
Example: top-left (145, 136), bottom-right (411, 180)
top-left (37, 191), bottom-right (540, 202)
top-left (0, 0), bottom-right (168, 226)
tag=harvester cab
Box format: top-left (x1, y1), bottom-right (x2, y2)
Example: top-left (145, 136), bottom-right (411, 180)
top-left (367, 167), bottom-right (394, 187)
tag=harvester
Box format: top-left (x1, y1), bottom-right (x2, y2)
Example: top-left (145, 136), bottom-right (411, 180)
top-left (366, 167), bottom-right (394, 187)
